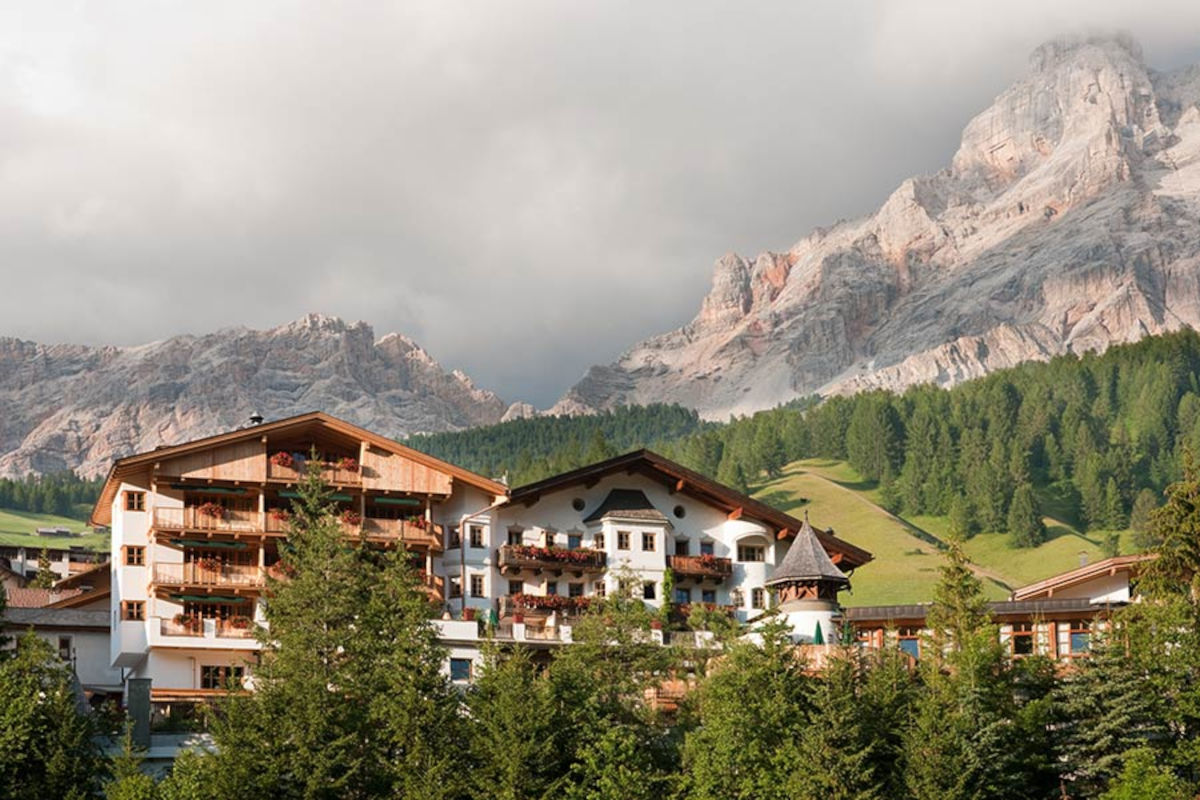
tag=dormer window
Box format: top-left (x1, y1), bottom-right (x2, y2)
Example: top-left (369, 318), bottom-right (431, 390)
top-left (737, 544), bottom-right (765, 562)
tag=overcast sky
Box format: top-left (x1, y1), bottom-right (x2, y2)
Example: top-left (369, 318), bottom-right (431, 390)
top-left (2, 2), bottom-right (1200, 407)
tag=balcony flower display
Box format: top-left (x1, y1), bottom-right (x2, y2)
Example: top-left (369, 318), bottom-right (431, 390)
top-left (229, 615), bottom-right (252, 630)
top-left (196, 501), bottom-right (225, 519)
top-left (511, 593), bottom-right (591, 612)
top-left (173, 613), bottom-right (202, 632)
top-left (270, 451), bottom-right (295, 468)
top-left (406, 515), bottom-right (427, 530)
top-left (507, 545), bottom-right (601, 565)
top-left (270, 509), bottom-right (291, 523)
top-left (340, 510), bottom-right (363, 526)
top-left (696, 553), bottom-right (721, 570)
top-left (336, 456), bottom-right (359, 472)
top-left (196, 556), bottom-right (221, 571)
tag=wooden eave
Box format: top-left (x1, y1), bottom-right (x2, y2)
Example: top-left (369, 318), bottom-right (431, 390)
top-left (47, 588), bottom-right (111, 609)
top-left (1010, 554), bottom-right (1155, 601)
top-left (90, 411), bottom-right (508, 526)
top-left (508, 449), bottom-right (872, 569)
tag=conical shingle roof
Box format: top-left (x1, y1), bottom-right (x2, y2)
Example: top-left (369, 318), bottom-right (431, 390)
top-left (765, 514), bottom-right (849, 588)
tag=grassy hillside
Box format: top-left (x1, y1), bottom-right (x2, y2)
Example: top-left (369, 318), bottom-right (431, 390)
top-left (0, 508), bottom-right (108, 551)
top-left (755, 459), bottom-right (1136, 606)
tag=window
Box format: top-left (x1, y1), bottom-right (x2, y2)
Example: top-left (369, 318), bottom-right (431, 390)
top-left (700, 540), bottom-right (714, 556)
top-left (569, 582), bottom-right (584, 598)
top-left (674, 587), bottom-right (691, 604)
top-left (201, 665), bottom-right (244, 690)
top-left (730, 589), bottom-right (744, 607)
top-left (124, 546), bottom-right (145, 566)
top-left (571, 498), bottom-right (586, 512)
top-left (57, 636), bottom-right (72, 662)
top-left (448, 577), bottom-right (462, 599)
top-left (594, 581), bottom-right (606, 597)
top-left (674, 539), bottom-right (689, 556)
top-left (737, 544), bottom-right (765, 562)
top-left (124, 492), bottom-right (146, 512)
top-left (1010, 622), bottom-right (1035, 656)
top-left (449, 658), bottom-right (472, 682)
top-left (593, 533), bottom-right (605, 549)
top-left (546, 581), bottom-right (559, 596)
top-left (469, 574), bottom-right (485, 598)
top-left (642, 582), bottom-right (656, 600)
top-left (673, 504), bottom-right (686, 519)
top-left (701, 589), bottom-right (716, 604)
top-left (507, 528), bottom-right (522, 546)
top-left (508, 580), bottom-right (523, 596)
top-left (447, 526), bottom-right (461, 549)
top-left (121, 601), bottom-right (144, 621)
top-left (469, 525), bottom-right (484, 549)
top-left (617, 531), bottom-right (630, 550)
top-left (542, 530), bottom-right (555, 548)
top-left (568, 534), bottom-right (582, 550)
top-left (1067, 619), bottom-right (1092, 656)
top-left (898, 627), bottom-right (921, 659)
top-left (751, 588), bottom-right (766, 609)
top-left (642, 532), bottom-right (656, 552)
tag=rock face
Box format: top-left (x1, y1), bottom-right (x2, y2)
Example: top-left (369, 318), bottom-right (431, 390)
top-left (555, 36), bottom-right (1200, 418)
top-left (0, 314), bottom-right (507, 477)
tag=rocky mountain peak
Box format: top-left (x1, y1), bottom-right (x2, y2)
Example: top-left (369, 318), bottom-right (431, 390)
top-left (554, 36), bottom-right (1200, 419)
top-left (0, 316), bottom-right (508, 477)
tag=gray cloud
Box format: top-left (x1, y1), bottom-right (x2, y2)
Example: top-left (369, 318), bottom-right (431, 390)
top-left (1, 1), bottom-right (1199, 406)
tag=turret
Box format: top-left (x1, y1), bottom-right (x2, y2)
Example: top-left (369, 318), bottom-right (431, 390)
top-left (764, 513), bottom-right (850, 644)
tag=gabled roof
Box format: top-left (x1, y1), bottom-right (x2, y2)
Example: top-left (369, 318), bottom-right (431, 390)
top-left (90, 411), bottom-right (508, 525)
top-left (766, 515), bottom-right (849, 587)
top-left (1010, 553), bottom-right (1154, 601)
top-left (510, 449), bottom-right (872, 569)
top-left (5, 586), bottom-right (84, 608)
top-left (583, 489), bottom-right (669, 524)
top-left (2, 607), bottom-right (110, 630)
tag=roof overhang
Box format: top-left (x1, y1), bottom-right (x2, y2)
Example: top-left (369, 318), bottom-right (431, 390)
top-left (509, 449), bottom-right (872, 568)
top-left (90, 411), bottom-right (509, 526)
top-left (1010, 554), bottom-right (1155, 601)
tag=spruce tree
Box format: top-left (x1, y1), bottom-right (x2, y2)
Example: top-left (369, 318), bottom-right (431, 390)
top-left (1103, 477), bottom-right (1126, 529)
top-left (0, 632), bottom-right (102, 800)
top-left (1059, 635), bottom-right (1169, 797)
top-left (1007, 482), bottom-right (1046, 547)
top-left (32, 547), bottom-right (56, 589)
top-left (203, 457), bottom-right (465, 799)
top-left (103, 725), bottom-right (158, 800)
top-left (1130, 487), bottom-right (1160, 550)
top-left (466, 644), bottom-right (558, 800)
top-left (680, 620), bottom-right (811, 800)
top-left (1098, 748), bottom-right (1193, 800)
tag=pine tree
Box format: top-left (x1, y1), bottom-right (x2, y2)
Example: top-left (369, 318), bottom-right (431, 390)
top-left (1103, 477), bottom-right (1126, 529)
top-left (947, 493), bottom-right (974, 540)
top-left (1130, 487), bottom-right (1160, 550)
top-left (0, 632), bottom-right (102, 800)
top-left (31, 547), bottom-right (56, 589)
top-left (1059, 635), bottom-right (1170, 797)
top-left (104, 725), bottom-right (158, 800)
top-left (1007, 482), bottom-right (1046, 548)
top-left (466, 645), bottom-right (558, 800)
top-left (787, 649), bottom-right (882, 800)
top-left (203, 457), bottom-right (465, 799)
top-left (680, 621), bottom-right (811, 800)
top-left (1098, 748), bottom-right (1192, 800)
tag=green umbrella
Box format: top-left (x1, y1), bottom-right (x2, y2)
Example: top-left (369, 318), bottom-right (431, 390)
top-left (813, 620), bottom-right (825, 645)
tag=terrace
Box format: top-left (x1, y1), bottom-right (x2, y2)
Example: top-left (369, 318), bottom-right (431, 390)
top-left (667, 554), bottom-right (733, 580)
top-left (497, 544), bottom-right (606, 576)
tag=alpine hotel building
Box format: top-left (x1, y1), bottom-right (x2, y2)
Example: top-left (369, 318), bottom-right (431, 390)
top-left (93, 412), bottom-right (871, 706)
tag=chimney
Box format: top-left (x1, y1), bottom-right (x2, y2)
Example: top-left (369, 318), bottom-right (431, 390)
top-left (248, 412), bottom-right (264, 426)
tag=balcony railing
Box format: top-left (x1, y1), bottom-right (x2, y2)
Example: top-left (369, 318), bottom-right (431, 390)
top-left (667, 554), bottom-right (733, 580)
top-left (157, 616), bottom-right (258, 641)
top-left (497, 545), bottom-right (606, 575)
top-left (417, 571), bottom-right (445, 604)
top-left (267, 460), bottom-right (362, 485)
top-left (153, 507), bottom-right (266, 534)
top-left (152, 562), bottom-right (264, 588)
top-left (498, 593), bottom-right (592, 619)
top-left (360, 517), bottom-right (445, 551)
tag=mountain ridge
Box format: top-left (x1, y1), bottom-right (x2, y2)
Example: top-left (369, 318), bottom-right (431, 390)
top-left (552, 34), bottom-right (1200, 418)
top-left (0, 313), bottom-right (512, 478)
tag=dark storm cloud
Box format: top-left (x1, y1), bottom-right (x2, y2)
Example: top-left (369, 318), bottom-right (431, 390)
top-left (1, 1), bottom-right (1199, 406)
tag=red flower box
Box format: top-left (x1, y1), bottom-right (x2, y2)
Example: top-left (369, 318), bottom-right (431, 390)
top-left (270, 451), bottom-right (295, 468)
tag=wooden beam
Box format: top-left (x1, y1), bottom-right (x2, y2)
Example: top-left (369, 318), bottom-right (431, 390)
top-left (727, 507), bottom-right (743, 521)
top-left (776, 528), bottom-right (790, 540)
top-left (831, 553), bottom-right (844, 565)
top-left (671, 479), bottom-right (686, 495)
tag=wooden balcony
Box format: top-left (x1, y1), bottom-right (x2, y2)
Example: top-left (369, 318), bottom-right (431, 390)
top-left (667, 554), bottom-right (732, 580)
top-left (157, 616), bottom-right (256, 640)
top-left (497, 545), bottom-right (606, 576)
top-left (498, 593), bottom-right (593, 619)
top-left (360, 517), bottom-right (444, 552)
top-left (153, 506), bottom-right (269, 536)
top-left (417, 572), bottom-right (445, 604)
top-left (267, 460), bottom-right (361, 486)
top-left (152, 562), bottom-right (264, 590)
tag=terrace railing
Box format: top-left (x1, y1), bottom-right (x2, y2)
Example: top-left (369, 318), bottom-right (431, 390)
top-left (667, 554), bottom-right (733, 580)
top-left (497, 545), bottom-right (606, 575)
